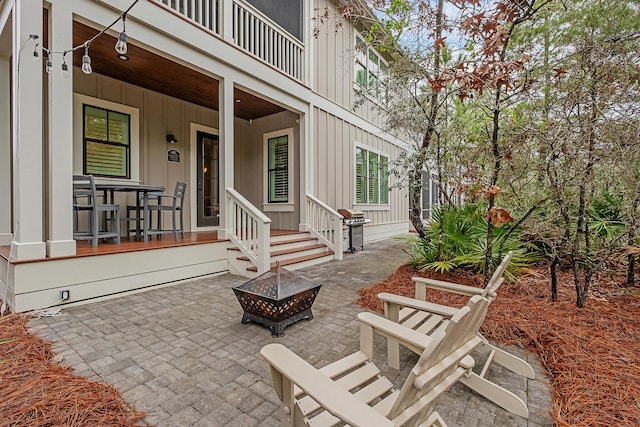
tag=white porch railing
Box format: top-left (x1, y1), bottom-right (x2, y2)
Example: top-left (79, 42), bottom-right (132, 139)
top-left (156, 0), bottom-right (220, 33)
top-left (153, 0), bottom-right (304, 82)
top-left (306, 194), bottom-right (344, 261)
top-left (232, 1), bottom-right (304, 82)
top-left (226, 187), bottom-right (271, 273)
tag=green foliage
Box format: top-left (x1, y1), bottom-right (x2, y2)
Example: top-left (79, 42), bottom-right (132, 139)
top-left (589, 193), bottom-right (625, 239)
top-left (399, 203), bottom-right (541, 278)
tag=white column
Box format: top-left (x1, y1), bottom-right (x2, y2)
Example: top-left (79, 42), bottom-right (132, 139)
top-left (46, 1), bottom-right (75, 257)
top-left (220, 77), bottom-right (234, 239)
top-left (10, 0), bottom-right (46, 260)
top-left (0, 55), bottom-right (12, 246)
top-left (298, 105), bottom-right (312, 232)
top-left (221, 0), bottom-right (233, 41)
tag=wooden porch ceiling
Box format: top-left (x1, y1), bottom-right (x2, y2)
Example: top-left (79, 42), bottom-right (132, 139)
top-left (70, 21), bottom-right (286, 120)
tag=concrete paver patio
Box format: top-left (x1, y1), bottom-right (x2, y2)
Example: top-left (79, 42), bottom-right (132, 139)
top-left (31, 239), bottom-right (554, 426)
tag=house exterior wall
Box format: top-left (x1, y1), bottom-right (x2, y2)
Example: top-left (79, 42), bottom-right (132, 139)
top-left (234, 110), bottom-right (301, 230)
top-left (314, 106), bottom-right (408, 241)
top-left (312, 0), bottom-right (388, 129)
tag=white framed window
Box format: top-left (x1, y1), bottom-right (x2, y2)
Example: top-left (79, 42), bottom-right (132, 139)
top-left (355, 145), bottom-right (389, 205)
top-left (263, 128), bottom-right (294, 212)
top-left (73, 94), bottom-right (140, 183)
top-left (354, 32), bottom-right (388, 101)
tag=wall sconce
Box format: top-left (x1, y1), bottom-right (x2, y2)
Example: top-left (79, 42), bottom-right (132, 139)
top-left (166, 132), bottom-right (178, 144)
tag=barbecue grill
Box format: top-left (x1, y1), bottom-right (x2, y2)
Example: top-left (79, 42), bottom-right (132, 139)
top-left (338, 209), bottom-right (371, 253)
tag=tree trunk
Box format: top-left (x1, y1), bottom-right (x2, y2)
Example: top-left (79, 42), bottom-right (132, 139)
top-left (410, 166), bottom-right (426, 238)
top-left (550, 256), bottom-right (558, 301)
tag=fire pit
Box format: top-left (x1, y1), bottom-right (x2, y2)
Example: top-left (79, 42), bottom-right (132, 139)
top-left (232, 263), bottom-right (321, 336)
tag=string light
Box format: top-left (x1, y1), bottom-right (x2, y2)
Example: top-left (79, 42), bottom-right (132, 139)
top-left (61, 51), bottom-right (69, 78)
top-left (81, 42), bottom-right (92, 75)
top-left (30, 0), bottom-right (139, 77)
top-left (115, 13), bottom-right (128, 55)
top-left (32, 35), bottom-right (40, 62)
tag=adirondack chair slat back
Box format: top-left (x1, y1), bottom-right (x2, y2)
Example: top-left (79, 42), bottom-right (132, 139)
top-left (482, 277), bottom-right (504, 302)
top-left (484, 251), bottom-right (513, 292)
top-left (386, 295), bottom-right (490, 426)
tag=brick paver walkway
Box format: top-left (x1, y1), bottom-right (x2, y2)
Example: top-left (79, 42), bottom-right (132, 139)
top-left (32, 239), bottom-right (554, 426)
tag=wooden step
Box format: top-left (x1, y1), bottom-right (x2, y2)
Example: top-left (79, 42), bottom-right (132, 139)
top-left (227, 236), bottom-right (318, 252)
top-left (247, 252), bottom-right (334, 272)
top-left (236, 244), bottom-right (327, 261)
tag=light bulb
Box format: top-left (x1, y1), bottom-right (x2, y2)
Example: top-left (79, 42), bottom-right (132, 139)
top-left (82, 44), bottom-right (92, 74)
top-left (115, 32), bottom-right (128, 55)
top-left (45, 58), bottom-right (53, 74)
top-left (82, 53), bottom-right (92, 74)
top-left (61, 61), bottom-right (69, 78)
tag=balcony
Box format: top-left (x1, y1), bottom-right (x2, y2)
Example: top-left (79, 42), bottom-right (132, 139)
top-left (155, 0), bottom-right (305, 82)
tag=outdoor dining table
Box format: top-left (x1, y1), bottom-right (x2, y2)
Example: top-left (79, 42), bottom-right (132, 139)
top-left (94, 183), bottom-right (165, 242)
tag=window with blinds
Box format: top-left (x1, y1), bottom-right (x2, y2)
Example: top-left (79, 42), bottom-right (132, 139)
top-left (268, 135), bottom-right (289, 203)
top-left (83, 105), bottom-right (130, 178)
top-left (355, 146), bottom-right (389, 205)
top-left (356, 148), bottom-right (367, 203)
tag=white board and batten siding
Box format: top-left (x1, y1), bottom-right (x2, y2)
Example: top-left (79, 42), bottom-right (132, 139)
top-left (234, 110), bottom-right (301, 230)
top-left (313, 0), bottom-right (388, 129)
top-left (314, 107), bottom-right (409, 242)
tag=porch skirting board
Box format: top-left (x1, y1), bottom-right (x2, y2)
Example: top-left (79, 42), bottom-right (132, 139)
top-left (7, 242), bottom-right (229, 313)
top-left (360, 221), bottom-right (411, 244)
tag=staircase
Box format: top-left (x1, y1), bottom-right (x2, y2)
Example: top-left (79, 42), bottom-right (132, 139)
top-left (227, 231), bottom-right (336, 278)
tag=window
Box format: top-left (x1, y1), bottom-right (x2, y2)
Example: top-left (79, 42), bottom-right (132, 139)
top-left (356, 147), bottom-right (389, 205)
top-left (354, 32), bottom-right (388, 101)
top-left (263, 128), bottom-right (294, 210)
top-left (268, 135), bottom-right (289, 202)
top-left (83, 105), bottom-right (130, 178)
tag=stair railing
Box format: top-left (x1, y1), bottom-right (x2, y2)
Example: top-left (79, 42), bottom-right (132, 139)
top-left (225, 188), bottom-right (271, 273)
top-left (305, 194), bottom-right (343, 261)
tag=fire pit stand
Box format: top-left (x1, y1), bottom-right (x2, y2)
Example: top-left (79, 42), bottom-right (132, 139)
top-left (232, 263), bottom-right (321, 336)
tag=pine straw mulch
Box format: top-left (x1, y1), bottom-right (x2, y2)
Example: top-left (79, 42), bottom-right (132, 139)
top-left (356, 264), bottom-right (640, 427)
top-left (0, 313), bottom-right (145, 427)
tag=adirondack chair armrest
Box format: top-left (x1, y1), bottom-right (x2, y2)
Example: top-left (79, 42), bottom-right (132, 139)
top-left (358, 312), bottom-right (434, 348)
top-left (412, 276), bottom-right (485, 297)
top-left (260, 344), bottom-right (394, 427)
top-left (378, 293), bottom-right (460, 318)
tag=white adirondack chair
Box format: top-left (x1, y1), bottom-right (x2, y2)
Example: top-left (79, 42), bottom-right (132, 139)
top-left (261, 295), bottom-right (490, 427)
top-left (363, 251), bottom-right (535, 418)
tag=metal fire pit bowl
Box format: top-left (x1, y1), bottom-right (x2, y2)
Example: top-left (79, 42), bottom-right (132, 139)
top-left (232, 263), bottom-right (321, 336)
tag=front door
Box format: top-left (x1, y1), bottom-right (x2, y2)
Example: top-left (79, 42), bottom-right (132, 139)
top-left (196, 131), bottom-right (219, 227)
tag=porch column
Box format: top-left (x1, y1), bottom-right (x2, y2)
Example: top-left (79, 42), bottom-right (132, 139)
top-left (0, 55), bottom-right (11, 246)
top-left (298, 106), bottom-right (313, 232)
top-left (46, 1), bottom-right (75, 257)
top-left (220, 76), bottom-right (234, 239)
top-left (10, 0), bottom-right (46, 261)
top-left (221, 0), bottom-right (233, 41)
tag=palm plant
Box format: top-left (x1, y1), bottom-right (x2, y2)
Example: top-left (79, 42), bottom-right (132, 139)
top-left (400, 203), bottom-right (541, 278)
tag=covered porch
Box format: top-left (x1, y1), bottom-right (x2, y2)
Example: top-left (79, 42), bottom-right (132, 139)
top-left (0, 0), bottom-right (343, 313)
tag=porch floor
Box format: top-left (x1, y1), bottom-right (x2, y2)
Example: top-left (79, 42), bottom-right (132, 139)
top-left (0, 229), bottom-right (299, 263)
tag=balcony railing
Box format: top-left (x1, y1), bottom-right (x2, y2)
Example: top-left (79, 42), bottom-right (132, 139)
top-left (232, 1), bottom-right (304, 82)
top-left (156, 0), bottom-right (220, 33)
top-left (154, 0), bottom-right (304, 82)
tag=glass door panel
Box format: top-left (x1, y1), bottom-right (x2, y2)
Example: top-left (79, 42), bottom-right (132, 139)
top-left (197, 131), bottom-right (219, 227)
